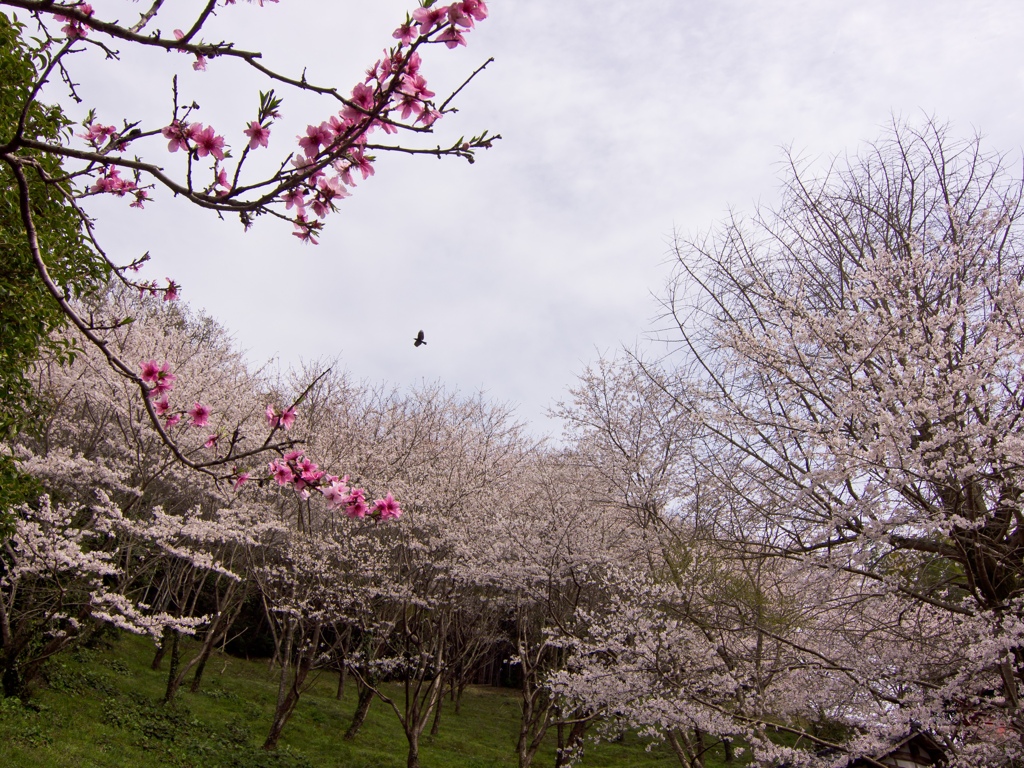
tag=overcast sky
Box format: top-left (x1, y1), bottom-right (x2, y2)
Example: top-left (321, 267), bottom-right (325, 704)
top-left (69, 0), bottom-right (1024, 438)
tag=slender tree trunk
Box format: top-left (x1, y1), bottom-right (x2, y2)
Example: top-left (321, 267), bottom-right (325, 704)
top-left (554, 716), bottom-right (588, 768)
top-left (429, 679), bottom-right (445, 736)
top-left (666, 728), bottom-right (703, 768)
top-left (516, 647), bottom-right (554, 768)
top-left (162, 630), bottom-right (181, 703)
top-left (1, 652), bottom-right (23, 700)
top-left (344, 679), bottom-right (375, 740)
top-left (667, 729), bottom-right (691, 768)
top-left (151, 626), bottom-right (173, 670)
top-left (166, 605), bottom-right (238, 701)
top-left (189, 653), bottom-right (209, 694)
top-left (264, 620), bottom-right (320, 750)
top-left (263, 690), bottom-right (296, 750)
top-left (516, 684), bottom-right (551, 768)
top-left (454, 677), bottom-right (466, 715)
top-left (191, 589), bottom-right (243, 694)
top-left (0, 594), bottom-right (24, 697)
top-left (406, 730), bottom-right (421, 768)
top-left (336, 664), bottom-right (345, 700)
top-left (723, 737), bottom-right (734, 763)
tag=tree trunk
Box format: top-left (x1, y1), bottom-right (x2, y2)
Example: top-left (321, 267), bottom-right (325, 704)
top-left (189, 652), bottom-right (210, 694)
top-left (1, 654), bottom-right (23, 700)
top-left (429, 680), bottom-right (444, 736)
top-left (454, 677), bottom-right (466, 715)
top-left (723, 736), bottom-right (734, 763)
top-left (162, 630), bottom-right (181, 703)
top-left (344, 679), bottom-right (375, 740)
top-left (517, 683), bottom-right (551, 768)
top-left (263, 621), bottom-right (320, 750)
top-left (151, 626), bottom-right (173, 670)
top-left (191, 594), bottom-right (243, 694)
top-left (263, 692), bottom-right (296, 751)
top-left (666, 728), bottom-right (704, 768)
top-left (406, 728), bottom-right (421, 768)
top-left (554, 716), bottom-right (588, 768)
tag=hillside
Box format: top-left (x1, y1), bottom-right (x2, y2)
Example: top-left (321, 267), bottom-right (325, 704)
top-left (0, 631), bottom-right (723, 768)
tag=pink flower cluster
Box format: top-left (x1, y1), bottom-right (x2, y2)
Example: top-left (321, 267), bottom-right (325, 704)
top-left (140, 359), bottom-right (176, 396)
top-left (136, 278), bottom-right (180, 302)
top-left (395, 1), bottom-right (488, 47)
top-left (162, 121), bottom-right (226, 160)
top-left (90, 166), bottom-right (150, 208)
top-left (268, 450), bottom-right (402, 520)
top-left (140, 360), bottom-right (211, 433)
top-left (287, 2), bottom-right (488, 243)
top-left (55, 2), bottom-right (93, 40)
top-left (79, 122), bottom-right (117, 147)
top-left (69, 2), bottom-right (489, 246)
top-left (136, 360), bottom-right (402, 520)
top-left (244, 121), bottom-right (271, 150)
top-left (266, 405), bottom-right (296, 430)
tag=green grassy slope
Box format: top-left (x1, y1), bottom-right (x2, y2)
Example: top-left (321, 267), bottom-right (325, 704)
top-left (0, 632), bottom-right (731, 768)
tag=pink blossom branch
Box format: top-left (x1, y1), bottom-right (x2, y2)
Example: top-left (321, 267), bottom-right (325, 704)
top-left (7, 158), bottom-right (306, 479)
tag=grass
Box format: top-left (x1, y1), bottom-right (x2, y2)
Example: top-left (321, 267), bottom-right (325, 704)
top-left (0, 631), bottom-right (736, 767)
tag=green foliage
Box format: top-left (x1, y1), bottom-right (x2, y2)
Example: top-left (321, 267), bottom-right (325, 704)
top-left (0, 696), bottom-right (57, 748)
top-left (0, 453), bottom-right (39, 537)
top-left (0, 12), bottom-right (106, 440)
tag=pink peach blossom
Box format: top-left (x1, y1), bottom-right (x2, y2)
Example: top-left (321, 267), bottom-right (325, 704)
top-left (161, 121), bottom-right (192, 153)
top-left (346, 488), bottom-right (368, 519)
top-left (411, 6), bottom-right (448, 35)
top-left (270, 460), bottom-right (294, 486)
top-left (192, 125), bottom-right (225, 160)
top-left (244, 121), bottom-right (270, 149)
top-left (437, 25), bottom-right (467, 49)
top-left (393, 21), bottom-right (416, 45)
top-left (280, 406), bottom-right (296, 430)
top-left (189, 402), bottom-right (211, 427)
top-left (373, 493), bottom-right (402, 520)
top-left (140, 360), bottom-right (161, 382)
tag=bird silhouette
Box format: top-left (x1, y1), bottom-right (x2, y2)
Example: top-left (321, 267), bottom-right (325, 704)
top-left (413, 330), bottom-right (426, 347)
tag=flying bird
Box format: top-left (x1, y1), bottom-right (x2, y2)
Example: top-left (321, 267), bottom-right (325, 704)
top-left (413, 330), bottom-right (426, 347)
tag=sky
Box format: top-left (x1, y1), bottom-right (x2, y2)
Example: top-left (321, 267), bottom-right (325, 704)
top-left (62, 0), bottom-right (1024, 439)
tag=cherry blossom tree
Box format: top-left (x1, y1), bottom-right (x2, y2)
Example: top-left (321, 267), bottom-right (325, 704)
top-left (553, 355), bottom-right (697, 532)
top-left (469, 448), bottom-right (647, 768)
top-left (332, 385), bottom-right (530, 768)
top-left (0, 286), bottom-right (277, 695)
top-left (656, 119), bottom-right (1024, 766)
top-left (231, 373), bottom-right (530, 760)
